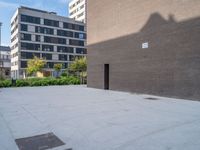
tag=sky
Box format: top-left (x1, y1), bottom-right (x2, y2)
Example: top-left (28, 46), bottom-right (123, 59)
top-left (0, 0), bottom-right (71, 46)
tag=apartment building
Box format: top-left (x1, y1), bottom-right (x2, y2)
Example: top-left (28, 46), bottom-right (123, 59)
top-left (0, 46), bottom-right (11, 78)
top-left (87, 0), bottom-right (200, 100)
top-left (11, 6), bottom-right (86, 79)
top-left (69, 0), bottom-right (86, 23)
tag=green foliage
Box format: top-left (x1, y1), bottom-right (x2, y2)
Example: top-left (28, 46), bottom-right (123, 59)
top-left (0, 76), bottom-right (80, 88)
top-left (0, 76), bottom-right (5, 81)
top-left (69, 57), bottom-right (87, 84)
top-left (16, 80), bottom-right (29, 87)
top-left (69, 57), bottom-right (87, 72)
top-left (53, 63), bottom-right (62, 72)
top-left (61, 72), bottom-right (68, 77)
top-left (0, 80), bottom-right (12, 88)
top-left (26, 56), bottom-right (46, 76)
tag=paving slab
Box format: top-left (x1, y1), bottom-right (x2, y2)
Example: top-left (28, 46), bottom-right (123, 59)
top-left (0, 85), bottom-right (200, 150)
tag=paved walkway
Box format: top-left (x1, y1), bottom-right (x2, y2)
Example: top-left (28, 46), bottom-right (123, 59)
top-left (0, 85), bottom-right (200, 150)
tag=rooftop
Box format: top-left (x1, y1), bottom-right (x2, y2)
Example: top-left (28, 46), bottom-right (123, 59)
top-left (20, 6), bottom-right (57, 15)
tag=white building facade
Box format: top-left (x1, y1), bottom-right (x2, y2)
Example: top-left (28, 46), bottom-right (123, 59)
top-left (0, 46), bottom-right (11, 78)
top-left (11, 6), bottom-right (86, 79)
top-left (69, 0), bottom-right (86, 23)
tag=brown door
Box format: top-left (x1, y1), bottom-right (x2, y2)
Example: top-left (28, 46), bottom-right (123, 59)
top-left (104, 64), bottom-right (109, 90)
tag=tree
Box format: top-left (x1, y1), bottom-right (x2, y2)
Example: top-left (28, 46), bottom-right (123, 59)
top-left (69, 57), bottom-right (87, 84)
top-left (26, 56), bottom-right (46, 76)
top-left (53, 63), bottom-right (62, 77)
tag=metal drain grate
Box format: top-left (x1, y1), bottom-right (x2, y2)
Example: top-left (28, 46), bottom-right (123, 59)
top-left (145, 97), bottom-right (159, 100)
top-left (15, 132), bottom-right (65, 150)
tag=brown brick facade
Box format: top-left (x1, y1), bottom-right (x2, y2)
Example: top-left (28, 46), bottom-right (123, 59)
top-left (87, 0), bottom-right (200, 100)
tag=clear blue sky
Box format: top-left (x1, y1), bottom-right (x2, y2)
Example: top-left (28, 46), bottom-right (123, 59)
top-left (0, 0), bottom-right (71, 46)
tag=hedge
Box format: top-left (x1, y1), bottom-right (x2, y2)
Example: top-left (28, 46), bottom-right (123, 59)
top-left (0, 76), bottom-right (80, 88)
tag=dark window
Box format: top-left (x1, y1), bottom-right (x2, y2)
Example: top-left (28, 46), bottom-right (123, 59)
top-left (58, 38), bottom-right (66, 44)
top-left (69, 55), bottom-right (75, 61)
top-left (21, 14), bottom-right (40, 24)
top-left (46, 62), bottom-right (54, 68)
top-left (74, 24), bottom-right (79, 30)
top-left (57, 30), bottom-right (73, 37)
top-left (79, 25), bottom-right (84, 31)
top-left (69, 39), bottom-right (84, 46)
top-left (42, 53), bottom-right (52, 60)
top-left (21, 52), bottom-right (40, 59)
top-left (42, 45), bottom-right (54, 52)
top-left (36, 35), bottom-right (41, 42)
top-left (21, 33), bottom-right (31, 41)
top-left (63, 63), bottom-right (68, 68)
top-left (76, 48), bottom-right (87, 54)
top-left (21, 61), bottom-right (27, 68)
top-left (74, 32), bottom-right (86, 39)
top-left (44, 36), bottom-right (66, 44)
top-left (35, 26), bottom-right (54, 35)
top-left (63, 22), bottom-right (84, 31)
top-left (21, 24), bottom-right (27, 31)
top-left (44, 19), bottom-right (59, 27)
top-left (57, 46), bottom-right (73, 53)
top-left (5, 69), bottom-right (10, 76)
top-left (59, 54), bottom-right (68, 61)
top-left (21, 42), bottom-right (40, 51)
top-left (63, 22), bottom-right (74, 29)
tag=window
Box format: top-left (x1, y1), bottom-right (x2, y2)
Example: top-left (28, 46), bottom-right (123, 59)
top-left (76, 48), bottom-right (87, 54)
top-left (21, 52), bottom-right (40, 59)
top-left (57, 46), bottom-right (73, 53)
top-left (21, 24), bottom-right (27, 31)
top-left (5, 69), bottom-right (10, 76)
top-left (79, 25), bottom-right (84, 31)
top-left (46, 62), bottom-right (54, 68)
top-left (35, 26), bottom-right (54, 35)
top-left (63, 23), bottom-right (84, 31)
top-left (57, 30), bottom-right (73, 37)
top-left (59, 54), bottom-right (68, 61)
top-left (69, 39), bottom-right (84, 46)
top-left (44, 36), bottom-right (66, 44)
top-left (21, 61), bottom-right (27, 68)
top-left (63, 63), bottom-right (68, 68)
top-left (63, 22), bottom-right (74, 30)
top-left (21, 33), bottom-right (31, 41)
top-left (21, 14), bottom-right (40, 24)
top-left (42, 53), bottom-right (52, 60)
top-left (21, 42), bottom-right (40, 51)
top-left (74, 32), bottom-right (86, 39)
top-left (36, 35), bottom-right (41, 42)
top-left (69, 55), bottom-right (75, 61)
top-left (44, 19), bottom-right (59, 27)
top-left (42, 45), bottom-right (54, 52)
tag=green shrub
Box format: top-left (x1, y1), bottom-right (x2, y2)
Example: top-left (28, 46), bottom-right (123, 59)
top-left (0, 80), bottom-right (12, 87)
top-left (61, 72), bottom-right (68, 77)
top-left (0, 76), bottom-right (80, 88)
top-left (16, 80), bottom-right (29, 87)
top-left (0, 81), bottom-right (4, 88)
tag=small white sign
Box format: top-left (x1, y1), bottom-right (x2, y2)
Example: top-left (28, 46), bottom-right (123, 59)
top-left (142, 42), bottom-right (149, 49)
